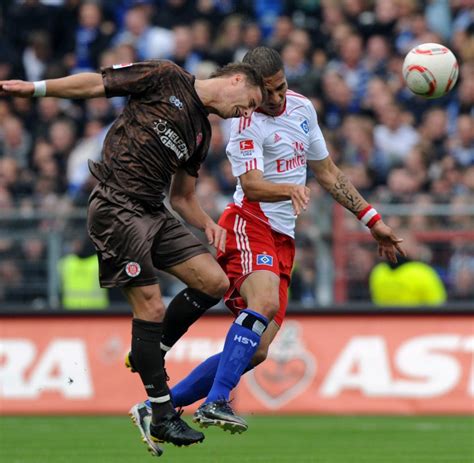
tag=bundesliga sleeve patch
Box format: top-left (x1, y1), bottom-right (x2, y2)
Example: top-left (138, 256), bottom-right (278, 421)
top-left (240, 139), bottom-right (254, 150)
top-left (256, 254), bottom-right (274, 266)
top-left (239, 139), bottom-right (255, 157)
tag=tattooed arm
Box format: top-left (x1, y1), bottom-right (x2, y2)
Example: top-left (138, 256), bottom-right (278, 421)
top-left (308, 157), bottom-right (367, 214)
top-left (308, 157), bottom-right (405, 263)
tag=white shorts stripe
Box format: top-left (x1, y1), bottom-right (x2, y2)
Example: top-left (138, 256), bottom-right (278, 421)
top-left (234, 215), bottom-right (246, 274)
top-left (234, 216), bottom-right (252, 274)
top-left (237, 216), bottom-right (249, 273)
top-left (241, 218), bottom-right (252, 273)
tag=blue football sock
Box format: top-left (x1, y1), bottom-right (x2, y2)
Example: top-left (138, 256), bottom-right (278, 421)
top-left (143, 354), bottom-right (256, 410)
top-left (205, 309), bottom-right (267, 403)
top-left (171, 353), bottom-right (221, 407)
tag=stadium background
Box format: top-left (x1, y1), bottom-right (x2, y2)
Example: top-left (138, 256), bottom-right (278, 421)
top-left (0, 1), bottom-right (473, 462)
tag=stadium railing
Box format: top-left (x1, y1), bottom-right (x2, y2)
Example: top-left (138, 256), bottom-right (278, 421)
top-left (1, 202), bottom-right (473, 313)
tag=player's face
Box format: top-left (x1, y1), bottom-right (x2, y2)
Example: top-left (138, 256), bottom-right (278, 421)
top-left (217, 74), bottom-right (263, 119)
top-left (260, 69), bottom-right (288, 116)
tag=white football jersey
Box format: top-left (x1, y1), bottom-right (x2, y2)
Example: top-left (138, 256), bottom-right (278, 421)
top-left (226, 90), bottom-right (329, 238)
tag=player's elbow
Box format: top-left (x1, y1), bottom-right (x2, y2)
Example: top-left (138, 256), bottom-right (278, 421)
top-left (90, 83), bottom-right (106, 98)
top-left (169, 194), bottom-right (189, 213)
top-left (244, 192), bottom-right (258, 202)
top-left (241, 185), bottom-right (259, 202)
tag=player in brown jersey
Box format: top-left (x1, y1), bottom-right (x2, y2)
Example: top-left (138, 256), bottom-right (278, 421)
top-left (1, 60), bottom-right (264, 452)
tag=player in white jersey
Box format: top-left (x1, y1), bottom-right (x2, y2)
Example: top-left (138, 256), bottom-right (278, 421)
top-left (129, 48), bottom-right (405, 445)
top-left (227, 89), bottom-right (327, 238)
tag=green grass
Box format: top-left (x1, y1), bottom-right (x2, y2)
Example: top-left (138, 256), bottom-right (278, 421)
top-left (1, 415), bottom-right (473, 463)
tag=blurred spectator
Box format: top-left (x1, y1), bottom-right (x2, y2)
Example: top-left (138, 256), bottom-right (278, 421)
top-left (266, 15), bottom-right (294, 51)
top-left (425, 0), bottom-right (452, 41)
top-left (48, 118), bottom-right (77, 178)
top-left (211, 14), bottom-right (243, 65)
top-left (406, 194), bottom-right (437, 231)
top-left (154, 0), bottom-right (198, 30)
top-left (22, 31), bottom-right (53, 82)
top-left (191, 19), bottom-right (213, 61)
top-left (288, 28), bottom-right (312, 57)
top-left (234, 21), bottom-right (262, 62)
top-left (69, 1), bottom-right (114, 73)
top-left (463, 166), bottom-right (474, 194)
top-left (403, 145), bottom-right (430, 192)
top-left (67, 119), bottom-right (107, 196)
top-left (281, 42), bottom-right (309, 86)
top-left (386, 167), bottom-right (423, 202)
top-left (328, 33), bottom-right (369, 103)
top-left (20, 238), bottom-right (48, 306)
top-left (5, 0), bottom-right (55, 54)
top-left (194, 60), bottom-right (218, 80)
top-left (195, 174), bottom-right (227, 222)
top-left (448, 242), bottom-right (474, 301)
top-left (113, 5), bottom-right (175, 60)
top-left (169, 25), bottom-right (201, 74)
top-left (195, 0), bottom-right (224, 24)
top-left (0, 259), bottom-right (24, 304)
top-left (252, 0), bottom-right (284, 39)
top-left (34, 97), bottom-right (70, 140)
top-left (448, 114), bottom-right (474, 166)
top-left (341, 116), bottom-right (378, 166)
top-left (0, 116), bottom-right (32, 169)
top-left (369, 234), bottom-right (447, 306)
top-left (216, 159), bottom-right (237, 196)
top-left (58, 238), bottom-right (109, 310)
top-left (205, 114), bottom-right (227, 173)
top-left (290, 237), bottom-right (317, 305)
top-left (10, 96), bottom-right (35, 133)
top-left (449, 195), bottom-right (474, 230)
top-left (347, 244), bottom-right (376, 301)
top-left (419, 107), bottom-right (449, 161)
top-left (0, 0), bottom-right (473, 308)
top-left (321, 69), bottom-right (357, 129)
top-left (364, 35), bottom-right (391, 78)
top-left (373, 102), bottom-right (420, 169)
top-left (363, 76), bottom-right (395, 115)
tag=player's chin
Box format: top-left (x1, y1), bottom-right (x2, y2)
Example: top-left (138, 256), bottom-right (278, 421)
top-left (216, 110), bottom-right (232, 119)
top-left (263, 105), bottom-right (280, 116)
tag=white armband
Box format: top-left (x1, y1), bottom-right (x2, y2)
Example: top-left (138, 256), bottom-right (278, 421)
top-left (33, 80), bottom-right (47, 97)
top-left (357, 205), bottom-right (381, 229)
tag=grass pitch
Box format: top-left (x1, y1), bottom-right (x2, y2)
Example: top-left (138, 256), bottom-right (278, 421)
top-left (0, 415), bottom-right (472, 463)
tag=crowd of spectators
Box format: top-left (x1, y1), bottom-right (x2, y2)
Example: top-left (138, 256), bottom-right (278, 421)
top-left (0, 0), bottom-right (473, 308)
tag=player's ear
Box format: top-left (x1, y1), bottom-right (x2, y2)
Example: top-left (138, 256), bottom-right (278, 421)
top-left (232, 74), bottom-right (243, 85)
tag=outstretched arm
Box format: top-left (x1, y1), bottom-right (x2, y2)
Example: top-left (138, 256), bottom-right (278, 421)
top-left (169, 168), bottom-right (226, 252)
top-left (0, 73), bottom-right (105, 99)
top-left (308, 156), bottom-right (405, 263)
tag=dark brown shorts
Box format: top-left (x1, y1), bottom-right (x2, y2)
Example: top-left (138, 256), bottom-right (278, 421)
top-left (87, 183), bottom-right (209, 288)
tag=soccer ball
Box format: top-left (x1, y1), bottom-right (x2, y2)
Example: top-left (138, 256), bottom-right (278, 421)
top-left (402, 43), bottom-right (459, 99)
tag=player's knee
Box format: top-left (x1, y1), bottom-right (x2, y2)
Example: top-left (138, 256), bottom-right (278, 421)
top-left (142, 300), bottom-right (166, 321)
top-left (202, 272), bottom-right (229, 299)
top-left (132, 287), bottom-right (166, 321)
top-left (256, 296), bottom-right (279, 321)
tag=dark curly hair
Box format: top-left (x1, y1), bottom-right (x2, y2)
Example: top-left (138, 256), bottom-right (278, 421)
top-left (242, 47), bottom-right (284, 78)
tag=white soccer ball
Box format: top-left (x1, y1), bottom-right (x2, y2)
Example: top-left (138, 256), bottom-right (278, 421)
top-left (402, 43), bottom-right (459, 99)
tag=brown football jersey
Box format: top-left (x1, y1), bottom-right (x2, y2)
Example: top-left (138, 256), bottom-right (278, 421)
top-left (88, 60), bottom-right (211, 208)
